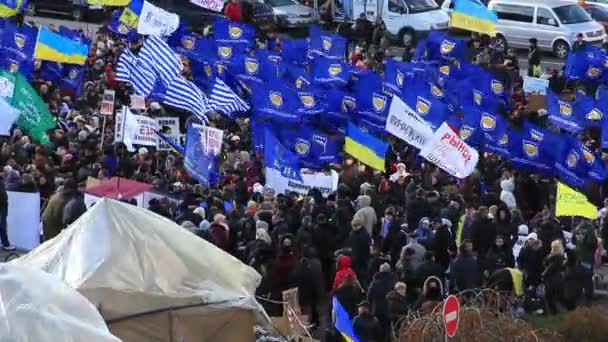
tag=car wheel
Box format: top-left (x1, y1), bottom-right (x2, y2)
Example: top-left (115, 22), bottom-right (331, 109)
top-left (72, 7), bottom-right (83, 21)
top-left (494, 34), bottom-right (508, 51)
top-left (553, 40), bottom-right (569, 59)
top-left (399, 29), bottom-right (415, 47)
top-left (25, 1), bottom-right (36, 16)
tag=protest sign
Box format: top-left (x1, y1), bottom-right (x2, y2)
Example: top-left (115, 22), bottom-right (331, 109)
top-left (523, 76), bottom-right (549, 95)
top-left (0, 70), bottom-right (16, 100)
top-left (130, 95), bottom-right (146, 110)
top-left (203, 126), bottom-right (224, 155)
top-left (101, 90), bottom-right (115, 116)
top-left (419, 123), bottom-right (479, 178)
top-left (133, 115), bottom-right (159, 147)
top-left (115, 107), bottom-right (158, 151)
top-left (265, 168), bottom-right (339, 198)
top-left (555, 182), bottom-right (597, 219)
top-left (137, 0), bottom-right (180, 36)
top-left (385, 96), bottom-right (434, 150)
top-left (156, 117), bottom-right (180, 151)
top-left (190, 0), bottom-right (224, 12)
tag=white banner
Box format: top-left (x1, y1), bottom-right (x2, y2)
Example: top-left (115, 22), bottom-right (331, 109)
top-left (203, 126), bottom-right (224, 155)
top-left (100, 90), bottom-right (115, 116)
top-left (419, 122), bottom-right (479, 179)
top-left (385, 96), bottom-right (434, 150)
top-left (265, 168), bottom-right (339, 198)
top-left (137, 0), bottom-right (180, 37)
top-left (7, 191), bottom-right (40, 251)
top-left (190, 0), bottom-right (224, 12)
top-left (0, 98), bottom-right (20, 136)
top-left (523, 76), bottom-right (549, 95)
top-left (114, 107), bottom-right (158, 152)
top-left (156, 117), bottom-right (180, 151)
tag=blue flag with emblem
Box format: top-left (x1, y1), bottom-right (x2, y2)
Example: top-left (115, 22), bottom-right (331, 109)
top-left (547, 90), bottom-right (584, 134)
top-left (479, 109), bottom-right (508, 151)
top-left (510, 122), bottom-right (558, 174)
top-left (425, 31), bottom-right (466, 63)
top-left (0, 21), bottom-right (36, 76)
top-left (252, 81), bottom-right (302, 123)
top-left (486, 126), bottom-right (512, 158)
top-left (323, 88), bottom-right (355, 132)
top-left (282, 38), bottom-right (308, 65)
top-left (184, 122), bottom-right (215, 185)
top-left (276, 125), bottom-right (343, 168)
top-left (59, 64), bottom-right (85, 95)
top-left (309, 25), bottom-right (347, 60)
top-left (564, 45), bottom-right (606, 82)
top-left (312, 57), bottom-right (349, 86)
top-left (357, 90), bottom-right (391, 127)
top-left (107, 7), bottom-right (140, 42)
top-left (263, 126), bottom-right (302, 181)
top-left (168, 25), bottom-right (208, 61)
top-left (450, 109), bottom-right (483, 148)
top-left (402, 77), bottom-right (450, 130)
top-left (383, 58), bottom-right (414, 95)
top-left (555, 137), bottom-right (592, 190)
top-left (213, 19), bottom-right (255, 45)
top-left (286, 65), bottom-right (312, 90)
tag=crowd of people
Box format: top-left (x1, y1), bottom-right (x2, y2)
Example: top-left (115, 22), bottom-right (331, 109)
top-left (0, 7), bottom-right (606, 342)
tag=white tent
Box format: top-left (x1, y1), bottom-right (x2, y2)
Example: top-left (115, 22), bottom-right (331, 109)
top-left (0, 263), bottom-right (120, 342)
top-left (15, 198), bottom-right (266, 342)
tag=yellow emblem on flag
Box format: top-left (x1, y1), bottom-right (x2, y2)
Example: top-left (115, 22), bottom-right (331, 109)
top-left (440, 39), bottom-right (455, 55)
top-left (587, 108), bottom-right (603, 120)
top-left (270, 91), bottom-right (283, 107)
top-left (229, 26), bottom-right (243, 39)
top-left (218, 46), bottom-right (232, 59)
top-left (396, 70), bottom-right (404, 88)
top-left (322, 37), bottom-right (332, 51)
top-left (245, 59), bottom-right (259, 75)
top-left (328, 64), bottom-right (342, 77)
top-left (181, 37), bottom-right (195, 50)
top-left (416, 97), bottom-right (430, 115)
top-left (523, 141), bottom-right (539, 158)
top-left (559, 102), bottom-right (573, 117)
top-left (566, 151), bottom-right (578, 168)
top-left (372, 95), bottom-right (386, 112)
top-left (491, 79), bottom-right (504, 95)
top-left (300, 94), bottom-right (315, 108)
top-left (14, 34), bottom-right (25, 49)
top-left (473, 90), bottom-right (482, 105)
top-left (480, 113), bottom-right (496, 130)
top-left (499, 133), bottom-right (508, 145)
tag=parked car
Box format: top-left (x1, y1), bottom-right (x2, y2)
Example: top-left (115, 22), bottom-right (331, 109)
top-left (581, 0), bottom-right (608, 9)
top-left (580, 1), bottom-right (608, 30)
top-left (261, 0), bottom-right (318, 28)
top-left (25, 0), bottom-right (104, 22)
top-left (488, 0), bottom-right (606, 58)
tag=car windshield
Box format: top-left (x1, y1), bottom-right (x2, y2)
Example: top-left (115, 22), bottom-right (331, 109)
top-left (405, 0), bottom-right (439, 13)
top-left (587, 7), bottom-right (608, 21)
top-left (266, 0), bottom-right (296, 6)
top-left (554, 4), bottom-right (592, 24)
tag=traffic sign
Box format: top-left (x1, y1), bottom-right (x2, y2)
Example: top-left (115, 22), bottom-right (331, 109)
top-left (442, 295), bottom-right (460, 338)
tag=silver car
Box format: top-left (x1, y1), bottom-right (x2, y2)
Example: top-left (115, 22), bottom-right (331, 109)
top-left (488, 0), bottom-right (606, 58)
top-left (262, 0), bottom-right (319, 28)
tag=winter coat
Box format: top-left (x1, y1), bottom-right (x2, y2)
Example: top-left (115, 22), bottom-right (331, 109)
top-left (386, 290), bottom-right (410, 318)
top-left (0, 179), bottom-right (8, 213)
top-left (296, 256), bottom-right (324, 304)
top-left (471, 217), bottom-right (496, 257)
top-left (576, 224), bottom-right (598, 265)
top-left (431, 226), bottom-right (451, 270)
top-left (224, 1), bottom-right (242, 22)
top-left (42, 190), bottom-right (70, 241)
top-left (500, 178), bottom-right (517, 209)
top-left (350, 227), bottom-right (372, 274)
top-left (353, 313), bottom-right (382, 342)
top-left (383, 225), bottom-right (408, 266)
top-left (414, 225), bottom-right (433, 248)
top-left (406, 197), bottom-right (430, 231)
top-left (485, 245), bottom-right (515, 275)
top-left (209, 223), bottom-right (231, 251)
top-left (450, 255), bottom-right (481, 291)
top-left (495, 208), bottom-right (517, 247)
top-left (353, 195), bottom-right (377, 236)
top-left (517, 245), bottom-right (544, 286)
top-left (270, 251), bottom-right (298, 295)
top-left (367, 271), bottom-right (398, 317)
top-left (333, 255), bottom-right (358, 290)
top-left (542, 253), bottom-right (564, 289)
top-left (416, 261), bottom-right (444, 288)
top-left (61, 193), bottom-right (87, 227)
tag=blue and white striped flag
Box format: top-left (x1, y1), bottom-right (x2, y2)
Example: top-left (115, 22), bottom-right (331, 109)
top-left (208, 78), bottom-right (250, 118)
top-left (151, 75), bottom-right (210, 123)
top-left (116, 49), bottom-right (157, 96)
top-left (139, 35), bottom-right (183, 84)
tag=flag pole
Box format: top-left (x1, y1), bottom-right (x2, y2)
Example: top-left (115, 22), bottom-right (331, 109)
top-left (100, 114), bottom-right (108, 148)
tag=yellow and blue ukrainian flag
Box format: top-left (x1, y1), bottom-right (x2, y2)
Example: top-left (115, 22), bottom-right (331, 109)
top-left (119, 0), bottom-right (143, 28)
top-left (0, 0), bottom-right (25, 18)
top-left (450, 0), bottom-right (497, 36)
top-left (332, 297), bottom-right (360, 342)
top-left (34, 27), bottom-right (89, 65)
top-left (345, 121), bottom-right (388, 171)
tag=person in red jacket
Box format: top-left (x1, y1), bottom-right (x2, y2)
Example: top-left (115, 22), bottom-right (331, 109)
top-left (333, 254), bottom-right (358, 290)
top-left (224, 0), bottom-right (242, 22)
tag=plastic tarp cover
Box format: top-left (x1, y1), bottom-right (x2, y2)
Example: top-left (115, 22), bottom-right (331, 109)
top-left (14, 198), bottom-right (266, 322)
top-left (0, 263), bottom-right (121, 342)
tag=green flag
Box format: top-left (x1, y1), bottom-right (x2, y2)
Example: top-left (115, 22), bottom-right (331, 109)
top-left (0, 69), bottom-right (16, 102)
top-left (12, 72), bottom-right (55, 144)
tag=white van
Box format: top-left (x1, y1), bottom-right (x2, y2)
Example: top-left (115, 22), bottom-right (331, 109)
top-left (488, 0), bottom-right (606, 58)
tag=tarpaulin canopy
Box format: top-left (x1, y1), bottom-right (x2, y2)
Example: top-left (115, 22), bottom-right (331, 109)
top-left (0, 263), bottom-right (120, 342)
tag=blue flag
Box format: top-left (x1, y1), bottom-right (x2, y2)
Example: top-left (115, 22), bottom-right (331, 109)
top-left (309, 25), bottom-right (347, 60)
top-left (282, 38), bottom-right (308, 65)
top-left (450, 110), bottom-right (483, 148)
top-left (383, 58), bottom-right (413, 95)
top-left (1, 21), bottom-right (36, 60)
top-left (276, 125), bottom-right (343, 168)
top-left (213, 19), bottom-right (255, 45)
top-left (479, 109), bottom-right (508, 150)
top-left (547, 90), bottom-right (584, 134)
top-left (168, 26), bottom-right (210, 61)
top-left (107, 8), bottom-right (140, 42)
top-left (263, 127), bottom-right (302, 180)
top-left (184, 122), bottom-right (215, 185)
top-left (252, 82), bottom-right (302, 123)
top-left (312, 57), bottom-right (349, 86)
top-left (59, 64), bottom-right (85, 95)
top-left (286, 65), bottom-right (312, 90)
top-left (485, 126), bottom-right (512, 158)
top-left (564, 45), bottom-right (605, 82)
top-left (402, 77), bottom-right (450, 130)
top-left (426, 31), bottom-right (466, 63)
top-left (510, 122), bottom-right (558, 174)
top-left (357, 91), bottom-right (391, 126)
top-left (555, 137), bottom-right (591, 190)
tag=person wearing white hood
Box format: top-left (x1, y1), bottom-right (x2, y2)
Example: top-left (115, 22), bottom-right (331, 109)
top-left (500, 172), bottom-right (517, 210)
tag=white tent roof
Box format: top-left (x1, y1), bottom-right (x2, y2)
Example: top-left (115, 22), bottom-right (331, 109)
top-left (14, 198), bottom-right (265, 321)
top-left (0, 263), bottom-right (120, 342)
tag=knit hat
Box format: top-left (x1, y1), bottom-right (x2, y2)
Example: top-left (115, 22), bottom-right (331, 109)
top-left (379, 262), bottom-right (391, 272)
top-left (518, 224), bottom-right (529, 236)
top-left (193, 207), bottom-right (206, 219)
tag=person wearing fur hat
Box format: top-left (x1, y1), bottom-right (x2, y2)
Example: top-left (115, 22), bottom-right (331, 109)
top-left (353, 195), bottom-right (377, 237)
top-left (350, 216), bottom-right (372, 285)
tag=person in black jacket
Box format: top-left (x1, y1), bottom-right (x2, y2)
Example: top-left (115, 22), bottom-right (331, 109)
top-left (527, 38), bottom-right (541, 77)
top-left (517, 233), bottom-right (545, 288)
top-left (471, 206), bottom-right (496, 260)
top-left (367, 263), bottom-right (398, 340)
top-left (484, 236), bottom-right (515, 280)
top-left (334, 274), bottom-right (362, 320)
top-left (415, 251), bottom-right (445, 289)
top-left (543, 240), bottom-right (565, 315)
top-left (0, 178), bottom-right (13, 251)
top-left (430, 218), bottom-right (452, 270)
top-left (353, 301), bottom-right (382, 342)
top-left (351, 217), bottom-right (372, 285)
top-left (450, 241), bottom-right (481, 292)
top-left (495, 206), bottom-right (517, 247)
